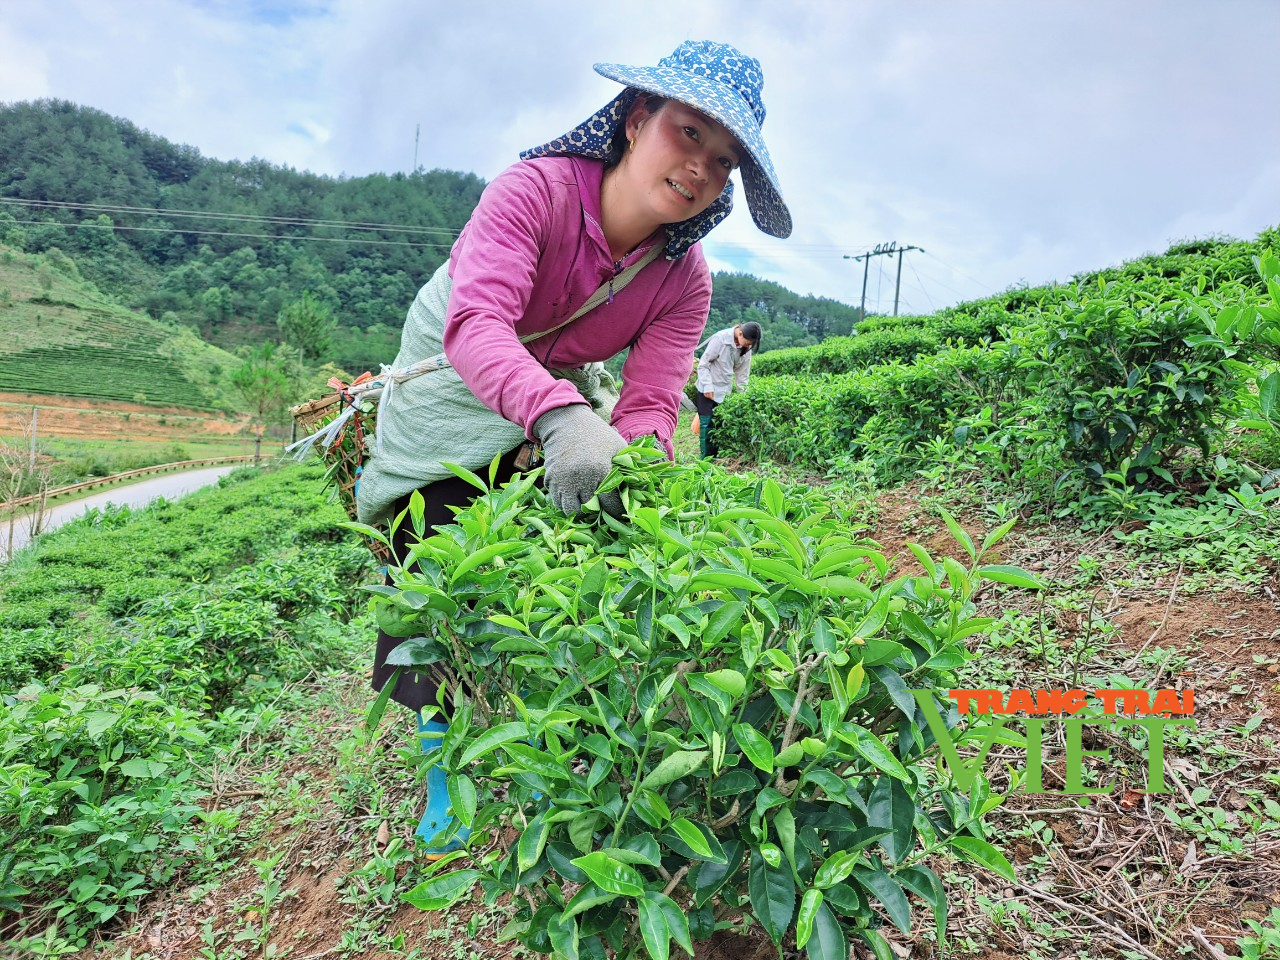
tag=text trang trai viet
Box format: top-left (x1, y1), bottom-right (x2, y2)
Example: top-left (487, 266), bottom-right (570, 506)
top-left (909, 687), bottom-right (1196, 795)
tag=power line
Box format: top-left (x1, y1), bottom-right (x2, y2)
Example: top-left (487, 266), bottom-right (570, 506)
top-left (923, 250), bottom-right (992, 294)
top-left (0, 197), bottom-right (462, 237)
top-left (3, 193), bottom-right (973, 307)
top-left (3, 197), bottom-right (888, 255)
top-left (907, 261), bottom-right (969, 300)
top-left (908, 259), bottom-right (936, 312)
top-left (1, 196), bottom-right (899, 259)
top-left (1, 217), bottom-right (457, 250)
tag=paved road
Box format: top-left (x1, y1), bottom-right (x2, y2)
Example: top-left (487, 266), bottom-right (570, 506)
top-left (1, 466), bottom-right (239, 562)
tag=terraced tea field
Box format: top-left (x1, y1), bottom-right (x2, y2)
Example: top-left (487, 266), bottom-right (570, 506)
top-left (0, 247), bottom-right (242, 412)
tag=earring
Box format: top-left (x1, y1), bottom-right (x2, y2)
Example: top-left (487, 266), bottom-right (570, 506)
top-left (628, 139), bottom-right (634, 151)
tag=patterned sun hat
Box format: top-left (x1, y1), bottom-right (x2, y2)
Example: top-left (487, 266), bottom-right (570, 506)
top-left (522, 40), bottom-right (792, 258)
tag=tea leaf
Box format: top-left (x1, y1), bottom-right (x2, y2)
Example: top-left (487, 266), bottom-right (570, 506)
top-left (447, 774), bottom-right (477, 828)
top-left (807, 902), bottom-right (850, 960)
top-left (640, 750), bottom-right (708, 791)
top-left (850, 866), bottom-right (911, 934)
top-left (401, 869), bottom-right (482, 911)
top-left (518, 814), bottom-right (550, 872)
top-left (733, 724), bottom-right (776, 774)
top-left (841, 728), bottom-right (910, 782)
top-left (948, 835), bottom-right (1016, 882)
top-left (748, 850), bottom-right (796, 945)
top-left (457, 722), bottom-right (530, 767)
top-left (867, 775), bottom-right (915, 864)
top-left (795, 888), bottom-right (823, 949)
top-left (570, 851), bottom-right (645, 897)
top-left (975, 564), bottom-right (1045, 590)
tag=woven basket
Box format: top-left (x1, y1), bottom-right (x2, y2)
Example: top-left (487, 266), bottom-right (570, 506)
top-left (289, 381), bottom-right (392, 567)
top-left (290, 393), bottom-right (344, 436)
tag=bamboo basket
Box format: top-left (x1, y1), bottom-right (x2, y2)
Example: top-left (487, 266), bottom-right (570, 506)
top-left (289, 375), bottom-right (392, 566)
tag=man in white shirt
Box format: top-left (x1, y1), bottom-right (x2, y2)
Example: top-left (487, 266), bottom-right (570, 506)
top-left (693, 321), bottom-right (762, 458)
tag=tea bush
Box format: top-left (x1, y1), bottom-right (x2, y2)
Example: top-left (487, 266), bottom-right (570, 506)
top-left (0, 465), bottom-right (353, 691)
top-left (375, 444), bottom-right (1036, 960)
top-left (0, 466), bottom-right (376, 951)
top-left (715, 341), bottom-right (1026, 481)
top-left (752, 328), bottom-right (941, 377)
top-left (717, 240), bottom-right (1280, 519)
top-left (1081, 232), bottom-right (1275, 293)
top-left (853, 309), bottom-right (1004, 346)
top-left (1028, 282), bottom-right (1242, 488)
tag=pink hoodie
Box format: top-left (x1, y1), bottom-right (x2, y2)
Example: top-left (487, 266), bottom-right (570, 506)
top-left (443, 156), bottom-right (711, 456)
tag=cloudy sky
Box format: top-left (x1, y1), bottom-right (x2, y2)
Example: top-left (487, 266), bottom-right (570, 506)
top-left (2, 0), bottom-right (1277, 311)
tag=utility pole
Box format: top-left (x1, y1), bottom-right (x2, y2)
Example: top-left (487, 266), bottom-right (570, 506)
top-left (843, 252), bottom-right (871, 323)
top-left (413, 124), bottom-right (420, 173)
top-left (845, 242), bottom-right (924, 320)
top-left (892, 244), bottom-right (923, 316)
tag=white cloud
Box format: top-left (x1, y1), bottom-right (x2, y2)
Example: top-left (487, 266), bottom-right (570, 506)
top-left (0, 23), bottom-right (51, 102)
top-left (2, 0), bottom-right (1278, 308)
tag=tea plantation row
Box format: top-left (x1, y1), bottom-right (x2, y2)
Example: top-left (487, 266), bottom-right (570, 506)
top-left (718, 233), bottom-right (1280, 512)
top-left (0, 466), bottom-right (375, 952)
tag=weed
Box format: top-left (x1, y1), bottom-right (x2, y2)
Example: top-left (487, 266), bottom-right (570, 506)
top-left (1237, 905), bottom-right (1280, 959)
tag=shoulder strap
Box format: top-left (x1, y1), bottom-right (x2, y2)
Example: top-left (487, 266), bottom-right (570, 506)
top-left (519, 242), bottom-right (664, 346)
top-left (343, 241), bottom-right (667, 411)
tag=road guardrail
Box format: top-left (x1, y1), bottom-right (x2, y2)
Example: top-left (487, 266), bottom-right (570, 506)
top-left (1, 456), bottom-right (259, 512)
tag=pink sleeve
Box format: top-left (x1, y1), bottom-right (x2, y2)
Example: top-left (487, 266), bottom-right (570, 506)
top-left (442, 165), bottom-right (590, 436)
top-left (612, 253), bottom-right (712, 458)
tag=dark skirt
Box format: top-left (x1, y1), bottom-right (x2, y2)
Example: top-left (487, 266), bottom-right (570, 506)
top-left (371, 445), bottom-right (524, 713)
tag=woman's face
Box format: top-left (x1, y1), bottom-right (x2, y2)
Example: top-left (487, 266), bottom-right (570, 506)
top-left (622, 99), bottom-right (742, 225)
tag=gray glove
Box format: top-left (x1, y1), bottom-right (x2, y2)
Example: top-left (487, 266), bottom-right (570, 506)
top-left (533, 405), bottom-right (627, 517)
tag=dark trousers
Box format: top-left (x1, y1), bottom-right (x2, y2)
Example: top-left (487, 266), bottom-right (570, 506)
top-left (371, 445), bottom-right (523, 715)
top-left (694, 392), bottom-right (719, 458)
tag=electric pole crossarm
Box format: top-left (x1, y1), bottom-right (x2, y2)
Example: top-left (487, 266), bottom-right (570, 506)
top-left (844, 241), bottom-right (923, 321)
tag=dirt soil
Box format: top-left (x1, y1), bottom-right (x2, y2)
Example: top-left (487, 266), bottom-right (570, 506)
top-left (0, 391), bottom-right (249, 441)
top-left (69, 481), bottom-right (1280, 960)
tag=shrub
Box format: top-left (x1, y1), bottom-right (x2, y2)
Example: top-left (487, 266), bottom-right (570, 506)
top-left (0, 625), bottom-right (67, 690)
top-left (98, 576), bottom-right (188, 618)
top-left (716, 246), bottom-right (1280, 519)
top-left (1030, 284), bottom-right (1245, 488)
top-left (379, 445), bottom-right (1033, 959)
top-left (0, 682), bottom-right (209, 932)
top-left (1, 483), bottom-right (373, 952)
top-left (0, 465), bottom-right (362, 690)
top-left (751, 328), bottom-right (941, 378)
top-left (715, 341), bottom-right (1028, 479)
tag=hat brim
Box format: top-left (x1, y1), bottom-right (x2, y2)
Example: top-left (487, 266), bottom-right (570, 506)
top-left (594, 62), bottom-right (792, 239)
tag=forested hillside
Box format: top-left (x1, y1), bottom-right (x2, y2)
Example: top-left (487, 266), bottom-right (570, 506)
top-left (0, 100), bottom-right (860, 374)
top-left (0, 100), bottom-right (483, 373)
top-left (706, 273), bottom-right (859, 351)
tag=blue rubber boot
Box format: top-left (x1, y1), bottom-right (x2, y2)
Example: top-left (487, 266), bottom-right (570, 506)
top-left (414, 714), bottom-right (470, 858)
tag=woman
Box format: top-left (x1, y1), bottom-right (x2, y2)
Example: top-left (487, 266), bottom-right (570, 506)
top-left (694, 320), bottom-right (762, 458)
top-left (355, 40), bottom-right (790, 854)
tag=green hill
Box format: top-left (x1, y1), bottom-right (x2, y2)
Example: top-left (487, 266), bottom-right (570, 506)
top-left (0, 99), bottom-right (485, 372)
top-left (0, 100), bottom-right (858, 375)
top-left (0, 243), bottom-right (243, 411)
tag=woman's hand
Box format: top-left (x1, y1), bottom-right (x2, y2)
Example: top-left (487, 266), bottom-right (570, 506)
top-left (533, 405), bottom-right (627, 517)
top-left (704, 391), bottom-right (714, 400)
